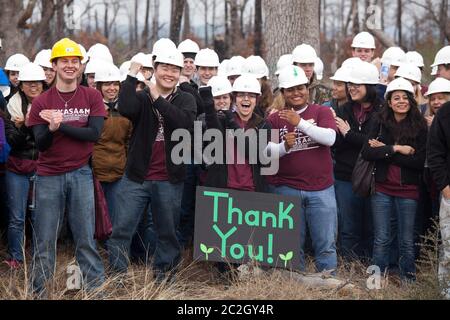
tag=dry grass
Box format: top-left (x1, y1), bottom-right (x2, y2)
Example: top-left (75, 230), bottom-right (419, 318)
top-left (0, 225), bottom-right (447, 300)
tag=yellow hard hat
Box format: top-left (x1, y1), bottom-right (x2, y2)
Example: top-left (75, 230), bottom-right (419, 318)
top-left (50, 38), bottom-right (84, 62)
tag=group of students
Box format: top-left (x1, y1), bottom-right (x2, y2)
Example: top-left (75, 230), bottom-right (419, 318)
top-left (0, 31), bottom-right (449, 298)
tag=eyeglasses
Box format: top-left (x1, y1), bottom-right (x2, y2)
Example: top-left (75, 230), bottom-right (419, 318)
top-left (347, 83), bottom-right (361, 89)
top-left (236, 92), bottom-right (257, 99)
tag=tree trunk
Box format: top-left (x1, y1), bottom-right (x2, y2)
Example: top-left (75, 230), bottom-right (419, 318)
top-left (439, 0), bottom-right (449, 44)
top-left (134, 0), bottom-right (139, 48)
top-left (254, 0), bottom-right (263, 56)
top-left (351, 0), bottom-right (360, 35)
top-left (56, 2), bottom-right (65, 39)
top-left (170, 0), bottom-right (186, 44)
top-left (239, 0), bottom-right (249, 38)
top-left (182, 1), bottom-right (191, 39)
top-left (104, 3), bottom-right (109, 39)
top-left (263, 0), bottom-right (320, 78)
top-left (225, 0), bottom-right (230, 56)
top-left (141, 0), bottom-right (151, 49)
top-left (230, 0), bottom-right (239, 52)
top-left (152, 0), bottom-right (160, 46)
top-left (397, 0), bottom-right (402, 47)
top-left (203, 0), bottom-right (209, 46)
top-left (41, 0), bottom-right (54, 49)
top-left (0, 0), bottom-right (25, 64)
top-left (212, 0), bottom-right (217, 41)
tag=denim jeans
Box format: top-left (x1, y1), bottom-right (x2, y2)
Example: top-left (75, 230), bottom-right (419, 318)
top-left (5, 170), bottom-right (34, 262)
top-left (31, 165), bottom-right (105, 295)
top-left (100, 180), bottom-right (121, 221)
top-left (0, 174), bottom-right (9, 245)
top-left (269, 184), bottom-right (338, 272)
top-left (107, 175), bottom-right (183, 275)
top-left (371, 192), bottom-right (417, 280)
top-left (177, 164), bottom-right (202, 248)
top-left (130, 203), bottom-right (158, 263)
top-left (335, 179), bottom-right (373, 260)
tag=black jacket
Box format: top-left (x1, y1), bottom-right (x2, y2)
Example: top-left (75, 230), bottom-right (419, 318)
top-left (5, 92), bottom-right (38, 162)
top-left (179, 80), bottom-right (204, 116)
top-left (201, 87), bottom-right (270, 192)
top-left (333, 99), bottom-right (383, 181)
top-left (428, 101), bottom-right (450, 192)
top-left (118, 76), bottom-right (197, 184)
top-left (362, 119), bottom-right (427, 186)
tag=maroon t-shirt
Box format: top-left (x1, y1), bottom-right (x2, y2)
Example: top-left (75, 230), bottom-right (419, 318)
top-left (267, 104), bottom-right (337, 191)
top-left (376, 165), bottom-right (420, 201)
top-left (7, 156), bottom-right (37, 175)
top-left (27, 86), bottom-right (107, 176)
top-left (227, 115), bottom-right (255, 191)
top-left (145, 112), bottom-right (169, 181)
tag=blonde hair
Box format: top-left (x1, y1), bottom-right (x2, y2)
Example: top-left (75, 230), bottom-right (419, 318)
top-left (425, 92), bottom-right (450, 117)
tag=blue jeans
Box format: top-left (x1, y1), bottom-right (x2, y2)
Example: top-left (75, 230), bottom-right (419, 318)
top-left (107, 175), bottom-right (183, 275)
top-left (269, 185), bottom-right (338, 272)
top-left (100, 180), bottom-right (121, 221)
top-left (335, 179), bottom-right (373, 260)
top-left (5, 170), bottom-right (35, 262)
top-left (31, 165), bottom-right (105, 295)
top-left (371, 192), bottom-right (417, 280)
top-left (177, 164), bottom-right (202, 248)
top-left (130, 203), bottom-right (158, 263)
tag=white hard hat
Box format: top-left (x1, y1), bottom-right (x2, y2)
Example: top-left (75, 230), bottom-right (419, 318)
top-left (292, 44), bottom-right (318, 64)
top-left (84, 58), bottom-right (109, 74)
top-left (232, 74), bottom-right (261, 95)
top-left (208, 76), bottom-right (233, 97)
top-left (431, 46), bottom-right (450, 68)
top-left (17, 62), bottom-right (46, 82)
top-left (87, 43), bottom-right (114, 64)
top-left (131, 52), bottom-right (153, 68)
top-left (154, 48), bottom-right (184, 68)
top-left (152, 38), bottom-right (177, 58)
top-left (5, 54), bottom-right (30, 71)
top-left (381, 47), bottom-right (406, 66)
top-left (385, 77), bottom-right (415, 98)
top-left (178, 39), bottom-right (200, 54)
top-left (78, 44), bottom-right (88, 64)
top-left (242, 55), bottom-right (269, 79)
top-left (395, 63), bottom-right (422, 84)
top-left (226, 56), bottom-right (245, 77)
top-left (278, 65), bottom-right (309, 89)
top-left (351, 32), bottom-right (376, 49)
top-left (431, 66), bottom-right (438, 76)
top-left (405, 51), bottom-right (424, 68)
top-left (34, 49), bottom-right (52, 69)
top-left (94, 63), bottom-right (122, 83)
top-left (194, 48), bottom-right (220, 67)
top-left (314, 57), bottom-right (324, 81)
top-left (348, 61), bottom-right (379, 84)
top-left (425, 77), bottom-right (450, 96)
top-left (330, 66), bottom-right (352, 83)
top-left (218, 59), bottom-right (230, 77)
top-left (275, 54), bottom-right (293, 76)
top-left (342, 57), bottom-right (362, 68)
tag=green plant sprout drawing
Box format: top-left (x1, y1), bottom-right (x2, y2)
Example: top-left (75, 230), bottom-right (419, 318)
top-left (279, 251), bottom-right (294, 268)
top-left (200, 243), bottom-right (214, 260)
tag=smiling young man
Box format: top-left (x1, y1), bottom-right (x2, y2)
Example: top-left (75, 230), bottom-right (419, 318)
top-left (267, 65), bottom-right (338, 273)
top-left (27, 38), bottom-right (106, 297)
top-left (109, 47), bottom-right (196, 283)
top-left (351, 32), bottom-right (376, 62)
